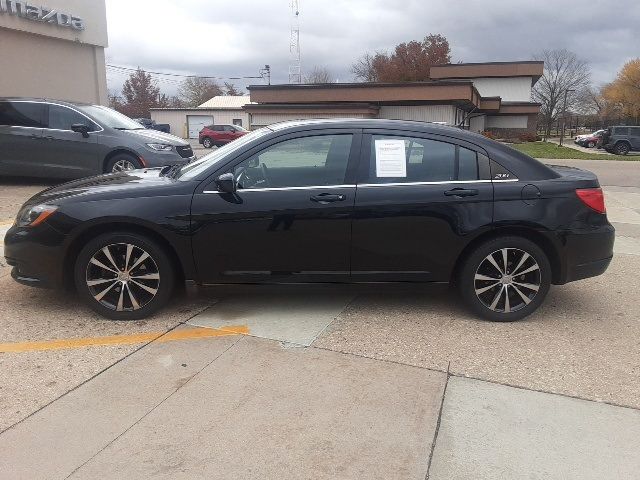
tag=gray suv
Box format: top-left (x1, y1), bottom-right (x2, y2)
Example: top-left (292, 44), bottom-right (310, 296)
top-left (602, 125), bottom-right (640, 155)
top-left (0, 98), bottom-right (195, 179)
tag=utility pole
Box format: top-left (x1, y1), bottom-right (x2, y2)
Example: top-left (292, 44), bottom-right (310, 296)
top-left (288, 0), bottom-right (301, 84)
top-left (259, 64), bottom-right (271, 85)
top-left (559, 88), bottom-right (575, 147)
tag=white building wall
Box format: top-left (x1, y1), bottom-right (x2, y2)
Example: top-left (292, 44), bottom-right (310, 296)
top-left (151, 109), bottom-right (249, 138)
top-left (467, 77), bottom-right (533, 102)
top-left (485, 115), bottom-right (528, 129)
top-left (469, 115), bottom-right (486, 133)
top-left (378, 105), bottom-right (456, 124)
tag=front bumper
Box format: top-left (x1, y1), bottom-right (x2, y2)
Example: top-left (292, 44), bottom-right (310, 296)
top-left (4, 223), bottom-right (67, 289)
top-left (141, 149), bottom-right (195, 168)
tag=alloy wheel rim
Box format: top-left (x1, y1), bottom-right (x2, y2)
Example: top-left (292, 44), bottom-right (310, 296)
top-left (474, 248), bottom-right (541, 314)
top-left (112, 159), bottom-right (136, 172)
top-left (86, 243), bottom-right (160, 312)
top-left (204, 139), bottom-right (211, 147)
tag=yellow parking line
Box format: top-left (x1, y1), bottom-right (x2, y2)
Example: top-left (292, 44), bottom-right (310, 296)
top-left (0, 326), bottom-right (249, 353)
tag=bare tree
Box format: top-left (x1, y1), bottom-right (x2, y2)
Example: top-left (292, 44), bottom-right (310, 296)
top-left (351, 52), bottom-right (380, 82)
top-left (532, 49), bottom-right (591, 137)
top-left (178, 77), bottom-right (223, 107)
top-left (223, 82), bottom-right (244, 96)
top-left (304, 66), bottom-right (335, 84)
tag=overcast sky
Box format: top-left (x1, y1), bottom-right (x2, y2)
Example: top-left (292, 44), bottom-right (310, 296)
top-left (105, 0), bottom-right (640, 96)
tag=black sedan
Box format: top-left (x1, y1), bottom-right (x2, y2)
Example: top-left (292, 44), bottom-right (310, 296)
top-left (4, 119), bottom-right (614, 321)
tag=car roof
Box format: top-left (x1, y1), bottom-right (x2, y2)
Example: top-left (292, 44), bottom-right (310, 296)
top-left (0, 97), bottom-right (95, 107)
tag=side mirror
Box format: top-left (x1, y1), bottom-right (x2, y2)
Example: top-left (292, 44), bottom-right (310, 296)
top-left (215, 172), bottom-right (236, 194)
top-left (71, 123), bottom-right (90, 138)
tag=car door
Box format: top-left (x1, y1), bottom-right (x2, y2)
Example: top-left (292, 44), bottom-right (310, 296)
top-left (629, 127), bottom-right (640, 151)
top-left (222, 125), bottom-right (236, 143)
top-left (37, 103), bottom-right (100, 178)
top-left (190, 130), bottom-right (361, 284)
top-left (351, 130), bottom-right (494, 282)
top-left (0, 100), bottom-right (46, 177)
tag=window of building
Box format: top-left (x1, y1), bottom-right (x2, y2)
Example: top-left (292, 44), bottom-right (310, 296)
top-left (0, 101), bottom-right (45, 128)
top-left (232, 134), bottom-right (353, 189)
top-left (232, 119), bottom-right (243, 127)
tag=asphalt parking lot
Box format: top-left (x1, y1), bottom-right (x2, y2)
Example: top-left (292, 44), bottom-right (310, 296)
top-left (1, 158), bottom-right (640, 479)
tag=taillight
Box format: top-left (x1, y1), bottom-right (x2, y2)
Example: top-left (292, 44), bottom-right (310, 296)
top-left (576, 188), bottom-right (606, 214)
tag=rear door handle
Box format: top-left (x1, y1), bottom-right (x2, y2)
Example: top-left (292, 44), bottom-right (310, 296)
top-left (310, 193), bottom-right (346, 203)
top-left (444, 188), bottom-right (479, 197)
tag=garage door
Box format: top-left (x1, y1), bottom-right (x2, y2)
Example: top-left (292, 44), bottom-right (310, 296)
top-left (187, 115), bottom-right (213, 139)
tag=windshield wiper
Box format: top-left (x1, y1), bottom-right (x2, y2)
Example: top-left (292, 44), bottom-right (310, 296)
top-left (160, 164), bottom-right (182, 178)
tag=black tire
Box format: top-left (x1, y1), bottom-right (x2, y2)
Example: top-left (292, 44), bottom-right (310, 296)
top-left (105, 154), bottom-right (143, 173)
top-left (202, 137), bottom-right (213, 148)
top-left (587, 141), bottom-right (595, 148)
top-left (614, 142), bottom-right (630, 156)
top-left (74, 232), bottom-right (175, 320)
top-left (458, 236), bottom-right (551, 322)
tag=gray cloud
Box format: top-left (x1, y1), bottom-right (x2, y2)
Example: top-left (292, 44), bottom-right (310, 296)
top-left (105, 0), bottom-right (640, 95)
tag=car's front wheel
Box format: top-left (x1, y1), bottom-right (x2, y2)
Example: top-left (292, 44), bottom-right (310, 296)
top-left (459, 236), bottom-right (551, 322)
top-left (202, 137), bottom-right (213, 148)
top-left (587, 141), bottom-right (596, 148)
top-left (74, 232), bottom-right (175, 320)
top-left (106, 154), bottom-right (143, 173)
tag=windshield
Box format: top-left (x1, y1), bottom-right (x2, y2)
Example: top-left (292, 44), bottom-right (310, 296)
top-left (78, 105), bottom-right (145, 130)
top-left (177, 127), bottom-right (272, 180)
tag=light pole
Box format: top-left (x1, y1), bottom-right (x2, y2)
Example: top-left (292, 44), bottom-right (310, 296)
top-left (559, 88), bottom-right (575, 147)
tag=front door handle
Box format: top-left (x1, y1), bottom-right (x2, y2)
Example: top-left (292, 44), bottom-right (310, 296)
top-left (310, 193), bottom-right (346, 204)
top-left (444, 188), bottom-right (479, 197)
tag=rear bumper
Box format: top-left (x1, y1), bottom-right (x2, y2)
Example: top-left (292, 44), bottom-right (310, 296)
top-left (559, 224), bottom-right (615, 284)
top-left (567, 256), bottom-right (612, 283)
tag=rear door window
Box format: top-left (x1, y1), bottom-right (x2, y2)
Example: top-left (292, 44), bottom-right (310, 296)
top-left (366, 135), bottom-right (481, 183)
top-left (0, 101), bottom-right (45, 127)
top-left (614, 127), bottom-right (629, 136)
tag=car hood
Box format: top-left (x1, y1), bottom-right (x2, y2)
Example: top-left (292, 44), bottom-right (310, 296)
top-left (24, 169), bottom-right (183, 207)
top-left (122, 128), bottom-right (189, 146)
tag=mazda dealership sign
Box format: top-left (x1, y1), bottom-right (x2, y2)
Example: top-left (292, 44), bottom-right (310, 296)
top-left (0, 0), bottom-right (84, 30)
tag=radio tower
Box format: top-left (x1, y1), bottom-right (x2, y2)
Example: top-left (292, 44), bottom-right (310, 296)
top-left (288, 0), bottom-right (302, 84)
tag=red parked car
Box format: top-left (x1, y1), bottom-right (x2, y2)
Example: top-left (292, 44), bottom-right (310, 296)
top-left (199, 124), bottom-right (248, 148)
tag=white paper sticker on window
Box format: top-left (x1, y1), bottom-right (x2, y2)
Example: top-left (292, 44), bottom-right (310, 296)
top-left (375, 139), bottom-right (406, 177)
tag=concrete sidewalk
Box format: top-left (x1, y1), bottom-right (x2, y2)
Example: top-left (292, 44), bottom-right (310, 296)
top-left (1, 327), bottom-right (639, 479)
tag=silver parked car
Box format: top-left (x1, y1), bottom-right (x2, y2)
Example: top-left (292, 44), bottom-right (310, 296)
top-left (0, 98), bottom-right (195, 179)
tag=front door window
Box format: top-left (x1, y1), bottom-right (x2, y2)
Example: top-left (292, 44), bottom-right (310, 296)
top-left (231, 134), bottom-right (353, 189)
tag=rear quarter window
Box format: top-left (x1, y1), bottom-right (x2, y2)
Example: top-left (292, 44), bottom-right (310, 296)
top-left (0, 101), bottom-right (45, 127)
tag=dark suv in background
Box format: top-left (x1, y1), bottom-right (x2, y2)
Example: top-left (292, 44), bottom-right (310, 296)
top-left (0, 98), bottom-right (195, 179)
top-left (601, 126), bottom-right (640, 155)
top-left (199, 124), bottom-right (248, 148)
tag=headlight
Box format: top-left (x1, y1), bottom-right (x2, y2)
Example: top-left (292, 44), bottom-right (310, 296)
top-left (15, 204), bottom-right (58, 227)
top-left (146, 143), bottom-right (173, 151)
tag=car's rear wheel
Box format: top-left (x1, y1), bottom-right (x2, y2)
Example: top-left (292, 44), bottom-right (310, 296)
top-left (459, 236), bottom-right (551, 322)
top-left (74, 232), bottom-right (174, 320)
top-left (615, 142), bottom-right (630, 155)
top-left (105, 154), bottom-right (143, 173)
top-left (202, 137), bottom-right (213, 148)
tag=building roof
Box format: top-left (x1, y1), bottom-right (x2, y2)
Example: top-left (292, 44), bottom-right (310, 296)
top-left (198, 95), bottom-right (252, 109)
top-left (430, 61), bottom-right (544, 82)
